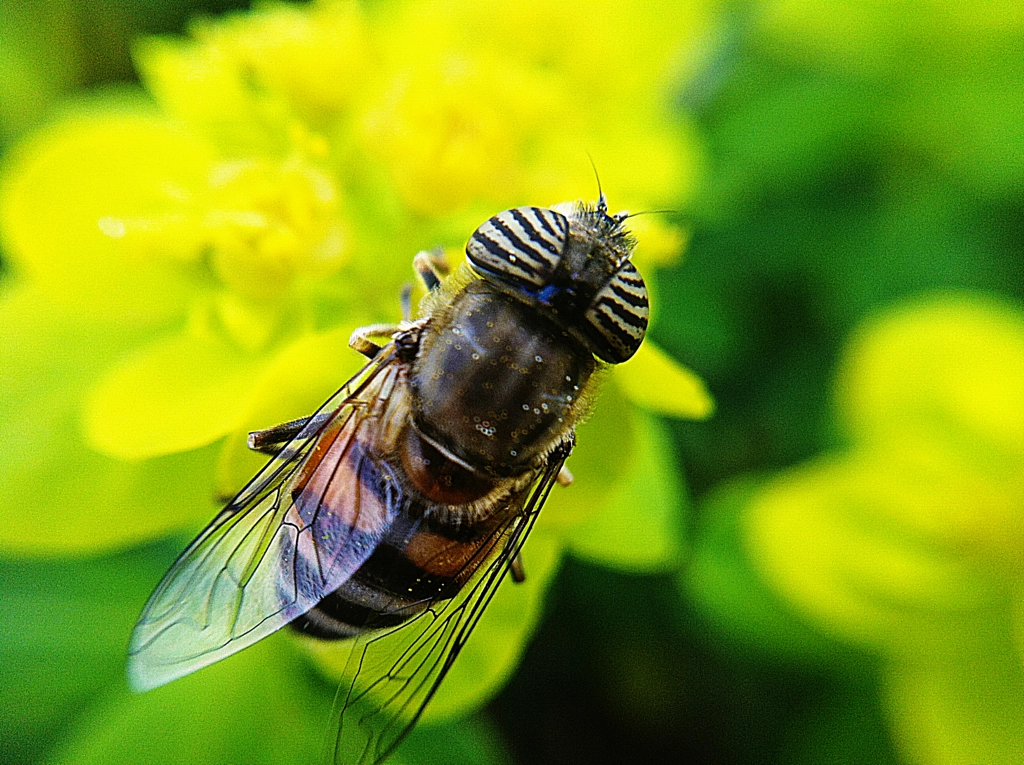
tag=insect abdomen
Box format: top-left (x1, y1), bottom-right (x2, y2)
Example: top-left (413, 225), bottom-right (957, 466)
top-left (289, 499), bottom-right (511, 640)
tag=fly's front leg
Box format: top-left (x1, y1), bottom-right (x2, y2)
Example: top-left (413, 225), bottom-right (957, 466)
top-left (254, 253), bottom-right (438, 451)
top-left (351, 249), bottom-right (447, 358)
top-left (413, 248), bottom-right (450, 292)
top-left (400, 284), bottom-right (413, 322)
top-left (349, 323), bottom-right (404, 360)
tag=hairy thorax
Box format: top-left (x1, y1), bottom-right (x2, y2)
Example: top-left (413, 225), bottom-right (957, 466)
top-left (411, 280), bottom-right (596, 478)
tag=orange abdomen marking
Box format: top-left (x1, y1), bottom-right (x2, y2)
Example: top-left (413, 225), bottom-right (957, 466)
top-left (400, 424), bottom-right (497, 505)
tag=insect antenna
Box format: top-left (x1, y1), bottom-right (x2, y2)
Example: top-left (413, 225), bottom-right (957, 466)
top-left (618, 208), bottom-right (679, 220)
top-left (585, 152), bottom-right (607, 214)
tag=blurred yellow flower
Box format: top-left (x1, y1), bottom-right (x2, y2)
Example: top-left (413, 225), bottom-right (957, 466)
top-left (742, 292), bottom-right (1024, 765)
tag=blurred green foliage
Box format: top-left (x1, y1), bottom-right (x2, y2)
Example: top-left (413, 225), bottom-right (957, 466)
top-left (2, 1), bottom-right (1023, 764)
top-left (0, 0), bottom-right (252, 147)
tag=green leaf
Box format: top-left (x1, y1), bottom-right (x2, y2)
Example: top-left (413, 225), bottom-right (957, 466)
top-left (540, 380), bottom-right (635, 533)
top-left (776, 675), bottom-right (901, 765)
top-left (0, 547), bottom-right (171, 764)
top-left (694, 71), bottom-right (874, 219)
top-left (902, 59), bottom-right (1024, 196)
top-left (1014, 584), bottom-right (1024, 671)
top-left (0, 404), bottom-right (221, 557)
top-left (47, 635), bottom-right (328, 765)
top-left (396, 715), bottom-right (513, 765)
top-left (884, 601), bottom-right (1024, 765)
top-left (683, 475), bottom-right (848, 662)
top-left (566, 409), bottom-right (686, 573)
top-left (0, 0), bottom-right (75, 143)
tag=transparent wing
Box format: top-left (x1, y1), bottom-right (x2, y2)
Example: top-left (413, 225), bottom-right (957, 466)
top-left (128, 348), bottom-right (407, 692)
top-left (330, 440), bottom-right (572, 765)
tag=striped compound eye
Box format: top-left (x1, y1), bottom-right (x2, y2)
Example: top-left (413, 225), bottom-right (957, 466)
top-left (584, 260), bottom-right (649, 363)
top-left (466, 207), bottom-right (568, 289)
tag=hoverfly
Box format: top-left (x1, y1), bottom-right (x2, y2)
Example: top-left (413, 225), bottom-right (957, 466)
top-left (128, 196), bottom-right (649, 763)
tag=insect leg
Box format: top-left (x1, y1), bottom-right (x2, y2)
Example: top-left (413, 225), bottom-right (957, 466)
top-left (400, 283), bottom-right (413, 322)
top-left (413, 248), bottom-right (450, 292)
top-left (508, 553), bottom-right (526, 584)
top-left (349, 324), bottom-right (403, 360)
top-left (509, 462), bottom-right (572, 583)
top-left (556, 465), bottom-right (574, 487)
top-left (246, 411), bottom-right (331, 454)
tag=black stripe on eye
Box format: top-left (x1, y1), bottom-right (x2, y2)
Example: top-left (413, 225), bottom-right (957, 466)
top-left (596, 296), bottom-right (647, 332)
top-left (509, 208), bottom-right (561, 255)
top-left (617, 270), bottom-right (645, 287)
top-left (589, 307), bottom-right (639, 350)
top-left (533, 207), bottom-right (566, 239)
top-left (490, 215), bottom-right (551, 269)
top-left (471, 231), bottom-right (540, 279)
top-left (610, 282), bottom-right (649, 309)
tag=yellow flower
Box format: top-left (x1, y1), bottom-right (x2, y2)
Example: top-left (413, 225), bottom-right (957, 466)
top-left (733, 293), bottom-right (1024, 764)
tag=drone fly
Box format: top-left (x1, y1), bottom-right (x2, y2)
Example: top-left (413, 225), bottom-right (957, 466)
top-left (128, 196), bottom-right (649, 763)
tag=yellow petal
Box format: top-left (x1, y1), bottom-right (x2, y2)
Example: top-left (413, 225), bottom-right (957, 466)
top-left (837, 292), bottom-right (1024, 460)
top-left (852, 443), bottom-right (1024, 563)
top-left (745, 456), bottom-right (1004, 652)
top-left (0, 283), bottom-right (220, 556)
top-left (84, 330), bottom-right (268, 461)
top-left (0, 109), bottom-right (215, 323)
top-left (616, 340), bottom-right (714, 419)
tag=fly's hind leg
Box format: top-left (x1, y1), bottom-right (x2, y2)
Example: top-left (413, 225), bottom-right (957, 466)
top-left (556, 466), bottom-right (574, 487)
top-left (247, 412), bottom-right (336, 454)
top-left (509, 460), bottom-right (575, 584)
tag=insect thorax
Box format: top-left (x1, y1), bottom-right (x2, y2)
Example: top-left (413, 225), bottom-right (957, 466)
top-left (411, 279), bottom-right (596, 477)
